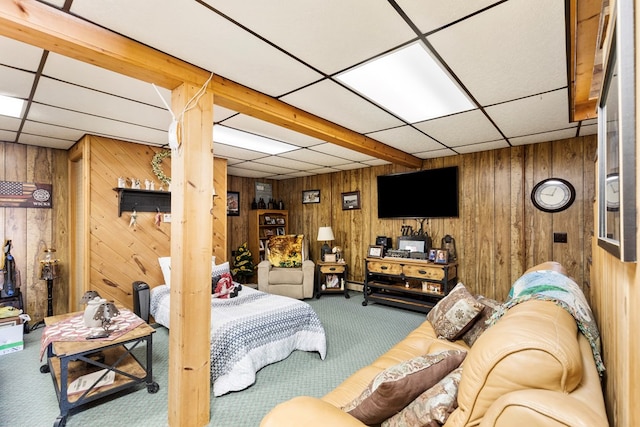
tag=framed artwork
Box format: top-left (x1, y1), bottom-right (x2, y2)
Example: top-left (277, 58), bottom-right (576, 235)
top-left (596, 1), bottom-right (637, 262)
top-left (227, 191), bottom-right (239, 216)
top-left (342, 191), bottom-right (361, 210)
top-left (428, 249), bottom-right (437, 262)
top-left (276, 227), bottom-right (285, 235)
top-left (302, 189), bottom-right (321, 204)
top-left (435, 249), bottom-right (449, 264)
top-left (368, 245), bottom-right (384, 258)
top-left (324, 253), bottom-right (337, 263)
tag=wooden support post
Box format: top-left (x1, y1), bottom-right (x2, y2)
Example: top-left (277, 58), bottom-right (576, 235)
top-left (168, 82), bottom-right (214, 427)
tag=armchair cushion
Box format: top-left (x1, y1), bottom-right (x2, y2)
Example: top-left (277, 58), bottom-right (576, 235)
top-left (267, 235), bottom-right (305, 267)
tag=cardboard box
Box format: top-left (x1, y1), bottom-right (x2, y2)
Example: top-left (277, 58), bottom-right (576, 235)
top-left (0, 316), bottom-right (24, 355)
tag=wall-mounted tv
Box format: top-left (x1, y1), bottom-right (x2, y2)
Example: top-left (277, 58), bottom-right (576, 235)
top-left (377, 166), bottom-right (459, 219)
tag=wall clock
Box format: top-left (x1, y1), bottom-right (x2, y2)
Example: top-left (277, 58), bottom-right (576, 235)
top-left (531, 178), bottom-right (576, 213)
top-left (605, 173), bottom-right (620, 211)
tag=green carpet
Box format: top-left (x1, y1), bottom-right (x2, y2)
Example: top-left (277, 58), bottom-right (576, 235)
top-left (0, 291), bottom-right (425, 427)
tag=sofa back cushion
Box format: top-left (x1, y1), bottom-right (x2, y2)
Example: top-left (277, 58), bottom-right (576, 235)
top-left (448, 300), bottom-right (583, 426)
top-left (266, 235), bottom-right (306, 267)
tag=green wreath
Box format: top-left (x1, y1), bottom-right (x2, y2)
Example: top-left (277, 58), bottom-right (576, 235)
top-left (151, 150), bottom-right (172, 187)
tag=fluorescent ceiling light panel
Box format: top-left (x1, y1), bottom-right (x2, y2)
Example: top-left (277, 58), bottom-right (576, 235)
top-left (0, 95), bottom-right (25, 118)
top-left (213, 125), bottom-right (297, 155)
top-left (337, 43), bottom-right (474, 123)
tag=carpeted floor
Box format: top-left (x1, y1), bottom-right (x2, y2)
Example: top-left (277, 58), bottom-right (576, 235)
top-left (0, 291), bottom-right (425, 427)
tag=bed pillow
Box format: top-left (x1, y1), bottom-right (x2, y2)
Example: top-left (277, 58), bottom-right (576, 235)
top-left (427, 282), bottom-right (484, 341)
top-left (267, 235), bottom-right (304, 267)
top-left (461, 295), bottom-right (501, 347)
top-left (158, 256), bottom-right (218, 287)
top-left (382, 366), bottom-right (463, 427)
top-left (342, 349), bottom-right (466, 425)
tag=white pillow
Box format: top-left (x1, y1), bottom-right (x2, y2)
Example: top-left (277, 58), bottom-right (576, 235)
top-left (158, 256), bottom-right (217, 287)
top-left (211, 261), bottom-right (230, 278)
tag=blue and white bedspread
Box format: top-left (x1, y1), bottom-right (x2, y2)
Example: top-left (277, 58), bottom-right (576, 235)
top-left (150, 285), bottom-right (326, 396)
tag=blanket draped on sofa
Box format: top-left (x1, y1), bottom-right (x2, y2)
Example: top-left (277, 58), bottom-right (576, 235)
top-left (489, 269), bottom-right (605, 375)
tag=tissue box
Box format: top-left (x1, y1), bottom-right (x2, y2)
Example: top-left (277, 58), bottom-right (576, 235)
top-left (0, 316), bottom-right (24, 355)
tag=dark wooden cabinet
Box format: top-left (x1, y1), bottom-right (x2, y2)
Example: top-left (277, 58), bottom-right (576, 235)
top-left (363, 257), bottom-right (457, 313)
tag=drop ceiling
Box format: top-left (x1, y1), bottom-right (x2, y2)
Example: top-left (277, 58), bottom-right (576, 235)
top-left (0, 0), bottom-right (598, 179)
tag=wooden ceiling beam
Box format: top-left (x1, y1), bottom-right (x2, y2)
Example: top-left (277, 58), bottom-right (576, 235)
top-left (569, 0), bottom-right (603, 122)
top-left (0, 0), bottom-right (422, 168)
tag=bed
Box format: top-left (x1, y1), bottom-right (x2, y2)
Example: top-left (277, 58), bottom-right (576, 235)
top-left (149, 283), bottom-right (327, 396)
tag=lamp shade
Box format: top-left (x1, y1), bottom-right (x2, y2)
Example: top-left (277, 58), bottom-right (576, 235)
top-left (317, 226), bottom-right (335, 242)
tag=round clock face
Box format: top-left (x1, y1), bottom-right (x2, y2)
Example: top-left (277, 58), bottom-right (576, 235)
top-left (606, 173), bottom-right (620, 211)
top-left (531, 178), bottom-right (576, 213)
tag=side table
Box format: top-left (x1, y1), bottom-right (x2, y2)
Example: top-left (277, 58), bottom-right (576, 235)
top-left (315, 261), bottom-right (349, 299)
top-left (41, 310), bottom-right (158, 427)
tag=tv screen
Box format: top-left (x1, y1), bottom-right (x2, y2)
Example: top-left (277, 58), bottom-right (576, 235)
top-left (377, 166), bottom-right (459, 219)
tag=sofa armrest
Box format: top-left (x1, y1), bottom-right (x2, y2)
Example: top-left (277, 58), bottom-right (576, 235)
top-left (260, 396), bottom-right (364, 427)
top-left (477, 389), bottom-right (609, 427)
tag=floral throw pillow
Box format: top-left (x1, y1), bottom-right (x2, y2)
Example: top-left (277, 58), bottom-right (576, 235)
top-left (382, 366), bottom-right (463, 427)
top-left (461, 295), bottom-right (501, 347)
top-left (341, 349), bottom-right (467, 425)
top-left (427, 282), bottom-right (484, 341)
top-left (267, 235), bottom-right (304, 267)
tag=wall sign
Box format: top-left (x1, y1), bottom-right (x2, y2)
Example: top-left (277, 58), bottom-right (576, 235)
top-left (0, 181), bottom-right (52, 208)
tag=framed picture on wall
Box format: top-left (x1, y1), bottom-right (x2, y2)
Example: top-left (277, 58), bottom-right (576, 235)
top-left (302, 189), bottom-right (321, 204)
top-left (342, 191), bottom-right (361, 210)
top-left (227, 191), bottom-right (239, 216)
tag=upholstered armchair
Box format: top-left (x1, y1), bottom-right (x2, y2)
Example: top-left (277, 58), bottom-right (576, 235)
top-left (257, 235), bottom-right (315, 299)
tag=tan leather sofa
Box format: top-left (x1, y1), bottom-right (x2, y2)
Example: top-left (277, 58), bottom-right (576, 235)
top-left (261, 262), bottom-right (608, 426)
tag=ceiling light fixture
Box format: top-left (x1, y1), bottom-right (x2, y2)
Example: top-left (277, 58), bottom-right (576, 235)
top-left (0, 95), bottom-right (25, 118)
top-left (336, 42), bottom-right (474, 123)
top-left (213, 125), bottom-right (297, 155)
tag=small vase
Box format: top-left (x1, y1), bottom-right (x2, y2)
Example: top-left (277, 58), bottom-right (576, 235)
top-left (83, 298), bottom-right (106, 328)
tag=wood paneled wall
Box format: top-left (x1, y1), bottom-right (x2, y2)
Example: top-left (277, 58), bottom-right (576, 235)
top-left (228, 136), bottom-right (596, 301)
top-left (0, 142), bottom-right (69, 321)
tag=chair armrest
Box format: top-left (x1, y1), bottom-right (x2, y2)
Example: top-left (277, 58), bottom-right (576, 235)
top-left (261, 396), bottom-right (364, 427)
top-left (257, 260), bottom-right (272, 292)
top-left (302, 260), bottom-right (315, 298)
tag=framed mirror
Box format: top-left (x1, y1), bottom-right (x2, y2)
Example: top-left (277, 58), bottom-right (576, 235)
top-left (597, 1), bottom-right (637, 262)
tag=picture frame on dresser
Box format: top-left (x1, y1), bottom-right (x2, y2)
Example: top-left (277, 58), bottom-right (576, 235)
top-left (368, 245), bottom-right (384, 258)
top-left (435, 249), bottom-right (449, 264)
top-left (324, 253), bottom-right (337, 263)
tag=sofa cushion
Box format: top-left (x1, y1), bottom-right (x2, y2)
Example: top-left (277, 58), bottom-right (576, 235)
top-left (267, 235), bottom-right (304, 267)
top-left (382, 366), bottom-right (463, 427)
top-left (427, 282), bottom-right (484, 340)
top-left (342, 349), bottom-right (466, 425)
top-left (269, 267), bottom-right (304, 285)
top-left (461, 295), bottom-right (501, 347)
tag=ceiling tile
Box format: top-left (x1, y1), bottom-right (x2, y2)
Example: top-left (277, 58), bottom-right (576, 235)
top-left (0, 130), bottom-right (17, 142)
top-left (0, 36), bottom-right (44, 71)
top-left (580, 123), bottom-right (598, 136)
top-left (428, 0), bottom-right (567, 106)
top-left (221, 114), bottom-right (325, 148)
top-left (509, 128), bottom-right (580, 146)
top-left (367, 125), bottom-right (442, 153)
top-left (396, 0), bottom-right (502, 34)
top-left (21, 121), bottom-right (85, 142)
top-left (201, 0), bottom-right (417, 75)
top-left (0, 65), bottom-right (36, 99)
top-left (227, 165), bottom-right (275, 178)
top-left (310, 143), bottom-right (377, 162)
top-left (253, 156), bottom-right (318, 170)
top-left (280, 147), bottom-right (352, 167)
top-left (455, 139), bottom-right (510, 154)
top-left (413, 148), bottom-right (458, 159)
top-left (281, 79), bottom-right (404, 134)
top-left (487, 89), bottom-right (574, 139)
top-left (413, 109), bottom-right (503, 147)
top-left (213, 143), bottom-right (269, 161)
top-left (0, 115), bottom-right (21, 132)
top-left (17, 133), bottom-right (74, 149)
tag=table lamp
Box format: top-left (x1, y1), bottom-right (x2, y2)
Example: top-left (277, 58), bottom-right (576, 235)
top-left (317, 226), bottom-right (335, 261)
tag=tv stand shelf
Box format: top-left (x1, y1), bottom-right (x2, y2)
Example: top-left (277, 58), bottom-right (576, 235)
top-left (363, 257), bottom-right (457, 314)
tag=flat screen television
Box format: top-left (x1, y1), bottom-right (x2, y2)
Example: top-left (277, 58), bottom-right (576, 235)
top-left (377, 166), bottom-right (459, 219)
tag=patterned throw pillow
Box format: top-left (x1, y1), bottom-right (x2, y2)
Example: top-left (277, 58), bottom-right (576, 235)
top-left (342, 350), bottom-right (467, 425)
top-left (267, 235), bottom-right (304, 267)
top-left (461, 295), bottom-right (502, 347)
top-left (427, 282), bottom-right (484, 341)
top-left (382, 366), bottom-right (463, 427)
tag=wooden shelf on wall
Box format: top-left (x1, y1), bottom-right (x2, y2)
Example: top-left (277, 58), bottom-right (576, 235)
top-left (113, 188), bottom-right (171, 216)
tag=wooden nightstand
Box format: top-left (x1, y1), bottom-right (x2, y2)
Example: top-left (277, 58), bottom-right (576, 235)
top-left (315, 261), bottom-right (349, 299)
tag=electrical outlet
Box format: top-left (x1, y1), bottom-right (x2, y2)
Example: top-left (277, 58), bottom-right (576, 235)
top-left (553, 232), bottom-right (567, 243)
top-left (163, 214), bottom-right (171, 223)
